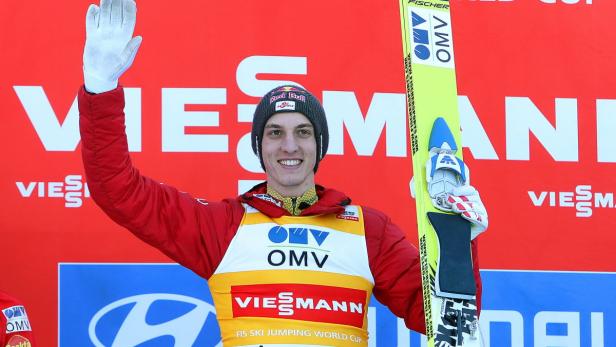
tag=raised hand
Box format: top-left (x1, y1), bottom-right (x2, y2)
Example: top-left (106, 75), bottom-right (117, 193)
top-left (83, 0), bottom-right (142, 93)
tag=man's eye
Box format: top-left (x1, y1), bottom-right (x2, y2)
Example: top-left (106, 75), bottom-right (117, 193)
top-left (298, 129), bottom-right (312, 137)
top-left (268, 129), bottom-right (282, 136)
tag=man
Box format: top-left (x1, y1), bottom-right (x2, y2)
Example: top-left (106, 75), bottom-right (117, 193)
top-left (79, 0), bottom-right (488, 345)
top-left (1, 291), bottom-right (35, 347)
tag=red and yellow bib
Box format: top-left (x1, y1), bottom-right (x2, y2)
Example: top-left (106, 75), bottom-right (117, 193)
top-left (209, 204), bottom-right (374, 346)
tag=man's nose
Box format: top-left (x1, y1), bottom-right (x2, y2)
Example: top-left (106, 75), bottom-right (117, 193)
top-left (281, 133), bottom-right (299, 152)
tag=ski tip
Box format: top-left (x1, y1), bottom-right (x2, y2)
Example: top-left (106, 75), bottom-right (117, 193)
top-left (429, 117), bottom-right (458, 152)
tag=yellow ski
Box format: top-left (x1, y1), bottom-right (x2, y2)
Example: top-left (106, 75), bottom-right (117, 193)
top-left (399, 1), bottom-right (480, 346)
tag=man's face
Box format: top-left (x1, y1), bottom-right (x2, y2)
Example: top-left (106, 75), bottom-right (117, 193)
top-left (261, 112), bottom-right (317, 197)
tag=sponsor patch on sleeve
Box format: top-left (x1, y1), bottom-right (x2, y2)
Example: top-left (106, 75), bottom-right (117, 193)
top-left (3, 305), bottom-right (32, 333)
top-left (336, 205), bottom-right (359, 221)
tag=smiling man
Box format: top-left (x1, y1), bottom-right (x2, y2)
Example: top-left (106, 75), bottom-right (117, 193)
top-left (252, 86), bottom-right (326, 211)
top-left (260, 112), bottom-right (316, 195)
top-left (78, 0), bottom-right (488, 345)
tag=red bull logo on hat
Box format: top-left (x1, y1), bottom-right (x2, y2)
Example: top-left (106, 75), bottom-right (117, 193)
top-left (274, 86), bottom-right (304, 93)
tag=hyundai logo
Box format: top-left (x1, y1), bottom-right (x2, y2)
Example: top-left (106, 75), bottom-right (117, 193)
top-left (88, 293), bottom-right (221, 347)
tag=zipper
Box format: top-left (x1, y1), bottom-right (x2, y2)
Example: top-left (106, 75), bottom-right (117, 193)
top-left (291, 197), bottom-right (298, 215)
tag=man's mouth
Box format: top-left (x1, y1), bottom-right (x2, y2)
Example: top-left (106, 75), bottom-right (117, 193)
top-left (278, 159), bottom-right (302, 167)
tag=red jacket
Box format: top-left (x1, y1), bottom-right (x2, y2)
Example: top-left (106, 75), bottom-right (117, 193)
top-left (78, 86), bottom-right (481, 334)
top-left (1, 291), bottom-right (35, 347)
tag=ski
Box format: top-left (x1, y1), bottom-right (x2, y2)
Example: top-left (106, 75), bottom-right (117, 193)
top-left (398, 1), bottom-right (480, 346)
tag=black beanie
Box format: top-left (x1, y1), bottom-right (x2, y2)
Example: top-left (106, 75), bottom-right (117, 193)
top-left (251, 85), bottom-right (329, 172)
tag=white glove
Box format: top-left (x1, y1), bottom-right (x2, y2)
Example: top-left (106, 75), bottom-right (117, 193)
top-left (83, 0), bottom-right (142, 93)
top-left (447, 185), bottom-right (488, 240)
top-left (409, 177), bottom-right (488, 240)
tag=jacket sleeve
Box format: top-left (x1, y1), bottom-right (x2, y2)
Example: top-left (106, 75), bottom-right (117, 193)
top-left (78, 86), bottom-right (241, 278)
top-left (363, 207), bottom-right (482, 334)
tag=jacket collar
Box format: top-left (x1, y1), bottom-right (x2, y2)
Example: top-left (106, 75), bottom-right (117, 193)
top-left (239, 182), bottom-right (350, 218)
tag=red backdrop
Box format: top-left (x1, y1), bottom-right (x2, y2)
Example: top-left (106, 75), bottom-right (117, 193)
top-left (1, 0), bottom-right (614, 345)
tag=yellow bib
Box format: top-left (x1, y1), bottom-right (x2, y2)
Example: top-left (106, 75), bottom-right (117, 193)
top-left (208, 204), bottom-right (374, 346)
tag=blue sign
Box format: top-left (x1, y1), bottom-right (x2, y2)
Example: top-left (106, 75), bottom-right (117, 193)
top-left (59, 265), bottom-right (614, 346)
top-left (59, 263), bottom-right (423, 346)
top-left (480, 270), bottom-right (614, 347)
top-left (59, 264), bottom-right (221, 346)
